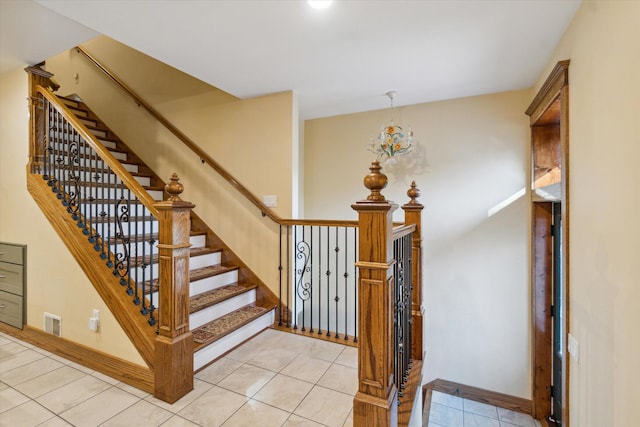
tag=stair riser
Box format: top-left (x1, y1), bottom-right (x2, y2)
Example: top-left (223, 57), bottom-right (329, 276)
top-left (82, 203), bottom-right (149, 219)
top-left (190, 270), bottom-right (238, 296)
top-left (63, 157), bottom-right (139, 173)
top-left (49, 131), bottom-right (127, 160)
top-left (190, 290), bottom-right (257, 330)
top-left (96, 220), bottom-right (160, 239)
top-left (189, 252), bottom-right (221, 270)
top-left (76, 186), bottom-right (163, 201)
top-left (59, 170), bottom-right (151, 187)
top-left (49, 139), bottom-right (127, 162)
top-left (193, 310), bottom-right (274, 371)
top-left (111, 234), bottom-right (206, 261)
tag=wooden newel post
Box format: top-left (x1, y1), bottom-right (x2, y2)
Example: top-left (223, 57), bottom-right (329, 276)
top-left (402, 181), bottom-right (424, 362)
top-left (25, 65), bottom-right (59, 174)
top-left (352, 161), bottom-right (398, 427)
top-left (153, 174), bottom-right (195, 403)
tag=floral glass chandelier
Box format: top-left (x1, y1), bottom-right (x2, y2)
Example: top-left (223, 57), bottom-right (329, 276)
top-left (368, 91), bottom-right (413, 164)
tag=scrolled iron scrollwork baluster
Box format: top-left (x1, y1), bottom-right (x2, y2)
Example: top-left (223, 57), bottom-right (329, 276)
top-left (295, 239), bottom-right (312, 304)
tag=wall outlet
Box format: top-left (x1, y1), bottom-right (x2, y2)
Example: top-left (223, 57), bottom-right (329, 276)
top-left (263, 195), bottom-right (277, 207)
top-left (567, 333), bottom-right (579, 362)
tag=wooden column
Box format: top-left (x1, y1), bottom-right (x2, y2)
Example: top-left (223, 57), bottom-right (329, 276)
top-left (401, 182), bottom-right (424, 361)
top-left (153, 174), bottom-right (195, 403)
top-left (25, 65), bottom-right (59, 173)
top-left (352, 161), bottom-right (398, 427)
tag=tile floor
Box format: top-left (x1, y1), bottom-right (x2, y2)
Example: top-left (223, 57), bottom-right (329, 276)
top-left (0, 329), bottom-right (358, 427)
top-left (427, 390), bottom-right (541, 427)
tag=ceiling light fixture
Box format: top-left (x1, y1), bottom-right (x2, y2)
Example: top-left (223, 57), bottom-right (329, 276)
top-left (368, 91), bottom-right (413, 165)
top-left (308, 1), bottom-right (333, 10)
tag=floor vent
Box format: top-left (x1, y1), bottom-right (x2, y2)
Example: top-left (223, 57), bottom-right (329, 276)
top-left (43, 312), bottom-right (62, 337)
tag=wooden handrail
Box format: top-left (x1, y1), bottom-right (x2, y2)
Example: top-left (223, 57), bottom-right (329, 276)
top-left (75, 45), bottom-right (284, 223)
top-left (37, 86), bottom-right (160, 217)
top-left (392, 224), bottom-right (416, 240)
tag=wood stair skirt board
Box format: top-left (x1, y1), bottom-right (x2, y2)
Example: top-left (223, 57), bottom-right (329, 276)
top-left (0, 323), bottom-right (153, 394)
top-left (422, 379), bottom-right (533, 419)
top-left (33, 94), bottom-right (276, 380)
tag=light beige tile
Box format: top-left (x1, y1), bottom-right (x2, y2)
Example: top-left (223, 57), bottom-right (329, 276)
top-left (429, 402), bottom-right (464, 426)
top-left (0, 386), bottom-right (30, 413)
top-left (221, 399), bottom-right (290, 427)
top-left (297, 339), bottom-right (345, 362)
top-left (247, 347), bottom-right (298, 372)
top-left (177, 385), bottom-right (247, 426)
top-left (14, 366), bottom-right (87, 398)
top-left (283, 414), bottom-right (326, 426)
top-left (343, 409), bottom-right (353, 427)
top-left (37, 416), bottom-right (74, 426)
top-left (161, 415), bottom-right (202, 426)
top-left (0, 341), bottom-right (29, 358)
top-left (253, 374), bottom-right (314, 412)
top-left (36, 375), bottom-right (112, 414)
top-left (0, 348), bottom-right (46, 373)
top-left (317, 363), bottom-right (358, 395)
top-left (464, 399), bottom-right (498, 419)
top-left (281, 354), bottom-right (332, 384)
top-left (0, 400), bottom-right (56, 426)
top-left (464, 412), bottom-right (500, 427)
top-left (195, 357), bottom-right (242, 384)
top-left (294, 385), bottom-right (353, 427)
top-left (497, 408), bottom-right (536, 427)
top-left (101, 399), bottom-right (173, 426)
top-left (58, 386), bottom-right (138, 426)
top-left (225, 337), bottom-right (264, 362)
top-left (217, 364), bottom-right (275, 397)
top-left (0, 357), bottom-right (64, 387)
top-left (90, 370), bottom-right (120, 385)
top-left (0, 382), bottom-right (8, 391)
top-left (334, 346), bottom-right (358, 368)
top-left (114, 381), bottom-right (150, 399)
top-left (431, 390), bottom-right (464, 409)
top-left (145, 378), bottom-right (213, 413)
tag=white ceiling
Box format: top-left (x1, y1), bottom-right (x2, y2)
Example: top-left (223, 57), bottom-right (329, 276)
top-left (1, 0), bottom-right (581, 120)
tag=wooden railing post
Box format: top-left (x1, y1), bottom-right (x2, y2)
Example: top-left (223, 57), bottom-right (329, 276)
top-left (402, 182), bottom-right (424, 361)
top-left (25, 65), bottom-right (59, 173)
top-left (352, 161), bottom-right (398, 427)
top-left (153, 174), bottom-right (195, 403)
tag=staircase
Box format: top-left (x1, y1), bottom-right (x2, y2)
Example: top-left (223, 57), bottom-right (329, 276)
top-left (55, 94), bottom-right (276, 372)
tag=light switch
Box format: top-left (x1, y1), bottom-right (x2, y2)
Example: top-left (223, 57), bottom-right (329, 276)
top-left (263, 195), bottom-right (277, 207)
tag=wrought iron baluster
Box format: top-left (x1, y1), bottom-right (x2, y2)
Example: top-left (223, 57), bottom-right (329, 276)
top-left (147, 209), bottom-right (157, 327)
top-left (141, 204), bottom-right (148, 316)
top-left (132, 197), bottom-right (140, 307)
top-left (285, 225), bottom-right (290, 328)
top-left (278, 224), bottom-right (283, 327)
top-left (325, 226), bottom-right (331, 337)
top-left (334, 227), bottom-right (340, 339)
top-left (317, 226), bottom-right (322, 335)
top-left (353, 227), bottom-right (358, 343)
top-left (293, 225), bottom-right (298, 330)
top-left (309, 225), bottom-right (314, 332)
top-left (43, 99), bottom-right (51, 181)
top-left (295, 226), bottom-right (311, 332)
top-left (343, 227), bottom-right (349, 340)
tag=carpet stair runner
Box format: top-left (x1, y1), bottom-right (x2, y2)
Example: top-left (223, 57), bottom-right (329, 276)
top-left (58, 95), bottom-right (275, 371)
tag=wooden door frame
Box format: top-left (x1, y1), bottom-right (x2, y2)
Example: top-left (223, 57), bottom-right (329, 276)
top-left (526, 60), bottom-right (570, 425)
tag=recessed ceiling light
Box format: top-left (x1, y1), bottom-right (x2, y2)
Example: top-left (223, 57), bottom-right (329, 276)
top-left (308, 1), bottom-right (333, 10)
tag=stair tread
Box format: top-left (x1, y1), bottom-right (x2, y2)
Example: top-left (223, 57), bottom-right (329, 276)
top-left (190, 264), bottom-right (238, 282)
top-left (192, 305), bottom-right (271, 346)
top-left (190, 283), bottom-right (258, 314)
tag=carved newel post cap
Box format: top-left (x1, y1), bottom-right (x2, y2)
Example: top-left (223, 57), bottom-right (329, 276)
top-left (406, 181), bottom-right (421, 204)
top-left (363, 160), bottom-right (388, 202)
top-left (165, 173), bottom-right (184, 201)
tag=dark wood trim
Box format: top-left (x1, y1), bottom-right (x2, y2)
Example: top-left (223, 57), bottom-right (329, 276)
top-left (0, 323), bottom-right (153, 394)
top-left (270, 324), bottom-right (358, 347)
top-left (422, 384), bottom-right (433, 427)
top-left (525, 60), bottom-right (570, 124)
top-left (526, 60), bottom-right (570, 425)
top-left (398, 360), bottom-right (423, 427)
top-left (532, 202), bottom-right (553, 418)
top-left (423, 379), bottom-right (533, 415)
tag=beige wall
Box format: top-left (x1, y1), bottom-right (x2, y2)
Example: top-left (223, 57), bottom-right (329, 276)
top-left (305, 90), bottom-right (533, 398)
top-left (45, 37), bottom-right (296, 293)
top-left (0, 67), bottom-right (145, 366)
top-left (534, 1), bottom-right (640, 425)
